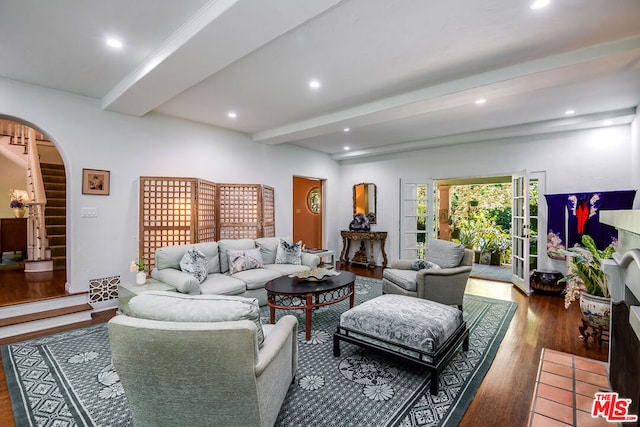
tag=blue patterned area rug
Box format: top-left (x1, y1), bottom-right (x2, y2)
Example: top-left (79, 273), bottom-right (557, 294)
top-left (2, 277), bottom-right (516, 427)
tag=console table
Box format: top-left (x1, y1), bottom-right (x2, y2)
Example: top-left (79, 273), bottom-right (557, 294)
top-left (0, 218), bottom-right (27, 258)
top-left (340, 230), bottom-right (388, 268)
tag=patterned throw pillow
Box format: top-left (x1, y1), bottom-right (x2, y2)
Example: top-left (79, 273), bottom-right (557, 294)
top-left (275, 239), bottom-right (302, 265)
top-left (227, 248), bottom-right (264, 274)
top-left (179, 247), bottom-right (208, 283)
top-left (411, 259), bottom-right (441, 271)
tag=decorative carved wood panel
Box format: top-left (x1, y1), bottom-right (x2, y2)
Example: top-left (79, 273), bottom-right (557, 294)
top-left (139, 177), bottom-right (274, 273)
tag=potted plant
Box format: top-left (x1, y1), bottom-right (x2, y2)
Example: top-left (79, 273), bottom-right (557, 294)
top-left (551, 234), bottom-right (614, 328)
top-left (130, 258), bottom-right (147, 285)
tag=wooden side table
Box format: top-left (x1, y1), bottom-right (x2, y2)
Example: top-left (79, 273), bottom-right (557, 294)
top-left (340, 230), bottom-right (387, 268)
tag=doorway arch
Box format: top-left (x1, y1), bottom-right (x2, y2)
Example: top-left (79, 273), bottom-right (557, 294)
top-left (0, 117), bottom-right (69, 303)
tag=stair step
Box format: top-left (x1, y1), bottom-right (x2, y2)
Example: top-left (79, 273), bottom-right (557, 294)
top-left (42, 175), bottom-right (65, 184)
top-left (46, 216), bottom-right (66, 226)
top-left (46, 225), bottom-right (66, 235)
top-left (45, 206), bottom-right (66, 216)
top-left (44, 182), bottom-right (65, 191)
top-left (0, 305), bottom-right (92, 338)
top-left (40, 163), bottom-right (64, 172)
top-left (47, 198), bottom-right (66, 207)
top-left (50, 246), bottom-right (66, 257)
top-left (49, 235), bottom-right (66, 246)
top-left (46, 190), bottom-right (66, 199)
top-left (0, 304), bottom-right (92, 328)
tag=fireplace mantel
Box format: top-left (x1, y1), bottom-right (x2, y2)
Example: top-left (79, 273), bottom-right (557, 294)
top-left (600, 209), bottom-right (640, 413)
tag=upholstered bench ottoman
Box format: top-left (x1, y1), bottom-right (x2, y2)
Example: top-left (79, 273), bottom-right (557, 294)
top-left (333, 294), bottom-right (469, 395)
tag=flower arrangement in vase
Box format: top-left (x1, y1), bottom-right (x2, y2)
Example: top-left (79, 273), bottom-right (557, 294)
top-left (9, 189), bottom-right (26, 218)
top-left (130, 258), bottom-right (147, 285)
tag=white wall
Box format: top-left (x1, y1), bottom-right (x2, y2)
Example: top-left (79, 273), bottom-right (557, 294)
top-left (340, 124), bottom-right (636, 270)
top-left (0, 77), bottom-right (341, 295)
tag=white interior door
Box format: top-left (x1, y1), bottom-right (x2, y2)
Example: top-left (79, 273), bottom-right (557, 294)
top-left (400, 179), bottom-right (434, 259)
top-left (511, 171), bottom-right (531, 294)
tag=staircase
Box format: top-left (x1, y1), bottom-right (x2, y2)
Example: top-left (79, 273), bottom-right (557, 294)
top-left (40, 163), bottom-right (66, 269)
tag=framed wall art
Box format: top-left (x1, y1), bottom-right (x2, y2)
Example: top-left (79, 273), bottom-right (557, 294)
top-left (82, 168), bottom-right (110, 195)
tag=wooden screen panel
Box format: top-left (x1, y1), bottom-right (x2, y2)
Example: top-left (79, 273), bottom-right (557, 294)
top-left (262, 185), bottom-right (275, 237)
top-left (140, 177), bottom-right (197, 273)
top-left (196, 179), bottom-right (216, 242)
top-left (218, 184), bottom-right (261, 239)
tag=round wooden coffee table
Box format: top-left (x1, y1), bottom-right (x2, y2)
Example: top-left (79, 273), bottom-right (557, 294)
top-left (265, 271), bottom-right (356, 341)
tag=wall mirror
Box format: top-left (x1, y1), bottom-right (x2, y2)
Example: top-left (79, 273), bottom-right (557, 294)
top-left (353, 183), bottom-right (377, 224)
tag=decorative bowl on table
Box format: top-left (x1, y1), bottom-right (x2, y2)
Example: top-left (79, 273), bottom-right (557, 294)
top-left (289, 268), bottom-right (340, 282)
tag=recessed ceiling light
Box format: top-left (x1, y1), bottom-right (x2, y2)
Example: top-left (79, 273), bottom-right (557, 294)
top-left (530, 0), bottom-right (550, 10)
top-left (309, 79), bottom-right (321, 90)
top-left (106, 38), bottom-right (123, 49)
top-left (343, 127), bottom-right (350, 132)
top-left (565, 109), bottom-right (575, 115)
top-left (227, 111), bottom-right (237, 119)
top-left (475, 98), bottom-right (487, 105)
top-left (344, 146), bottom-right (350, 151)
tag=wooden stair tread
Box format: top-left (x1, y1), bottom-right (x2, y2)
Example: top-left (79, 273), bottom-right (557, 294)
top-left (0, 303), bottom-right (92, 328)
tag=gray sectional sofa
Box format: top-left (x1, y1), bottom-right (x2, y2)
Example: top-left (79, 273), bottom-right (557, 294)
top-left (150, 237), bottom-right (320, 305)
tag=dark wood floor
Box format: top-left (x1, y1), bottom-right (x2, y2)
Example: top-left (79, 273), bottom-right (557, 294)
top-left (0, 262), bottom-right (607, 427)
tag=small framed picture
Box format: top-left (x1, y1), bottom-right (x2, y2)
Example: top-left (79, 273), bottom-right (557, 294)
top-left (82, 168), bottom-right (110, 195)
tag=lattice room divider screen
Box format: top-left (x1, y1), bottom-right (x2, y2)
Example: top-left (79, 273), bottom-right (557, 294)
top-left (139, 177), bottom-right (275, 273)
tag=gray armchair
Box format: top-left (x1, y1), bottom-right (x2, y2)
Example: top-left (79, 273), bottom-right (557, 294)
top-left (382, 239), bottom-right (473, 310)
top-left (108, 293), bottom-right (298, 427)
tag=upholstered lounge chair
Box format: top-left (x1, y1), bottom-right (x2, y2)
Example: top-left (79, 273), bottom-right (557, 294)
top-left (382, 239), bottom-right (473, 310)
top-left (108, 292), bottom-right (298, 427)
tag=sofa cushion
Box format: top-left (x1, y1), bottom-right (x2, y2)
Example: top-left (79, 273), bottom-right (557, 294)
top-left (411, 259), bottom-right (441, 271)
top-left (255, 237), bottom-right (280, 264)
top-left (426, 239), bottom-right (465, 268)
top-left (155, 242), bottom-right (220, 274)
top-left (128, 291), bottom-right (265, 347)
top-left (275, 239), bottom-right (302, 265)
top-left (199, 273), bottom-right (246, 296)
top-left (179, 247), bottom-right (208, 283)
top-left (231, 268), bottom-right (281, 291)
top-left (227, 248), bottom-right (264, 274)
top-left (218, 239), bottom-right (257, 273)
top-left (383, 268), bottom-right (418, 292)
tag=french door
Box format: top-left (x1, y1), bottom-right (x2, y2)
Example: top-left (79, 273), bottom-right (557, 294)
top-left (400, 179), bottom-right (434, 259)
top-left (511, 171), bottom-right (531, 294)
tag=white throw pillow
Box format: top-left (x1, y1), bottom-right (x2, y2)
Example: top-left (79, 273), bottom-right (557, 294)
top-left (179, 247), bottom-right (208, 283)
top-left (227, 248), bottom-right (264, 274)
top-left (275, 239), bottom-right (302, 265)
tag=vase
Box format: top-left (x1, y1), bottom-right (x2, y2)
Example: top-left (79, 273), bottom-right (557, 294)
top-left (13, 208), bottom-right (26, 218)
top-left (579, 292), bottom-right (611, 329)
top-left (136, 271), bottom-right (147, 285)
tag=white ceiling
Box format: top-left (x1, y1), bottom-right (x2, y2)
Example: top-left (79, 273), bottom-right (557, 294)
top-left (2, 0), bottom-right (640, 160)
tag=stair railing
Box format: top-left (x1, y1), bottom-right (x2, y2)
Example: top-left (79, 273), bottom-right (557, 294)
top-left (25, 128), bottom-right (49, 262)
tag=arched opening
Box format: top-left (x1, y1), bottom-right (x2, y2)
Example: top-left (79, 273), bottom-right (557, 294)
top-left (0, 117), bottom-right (68, 305)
